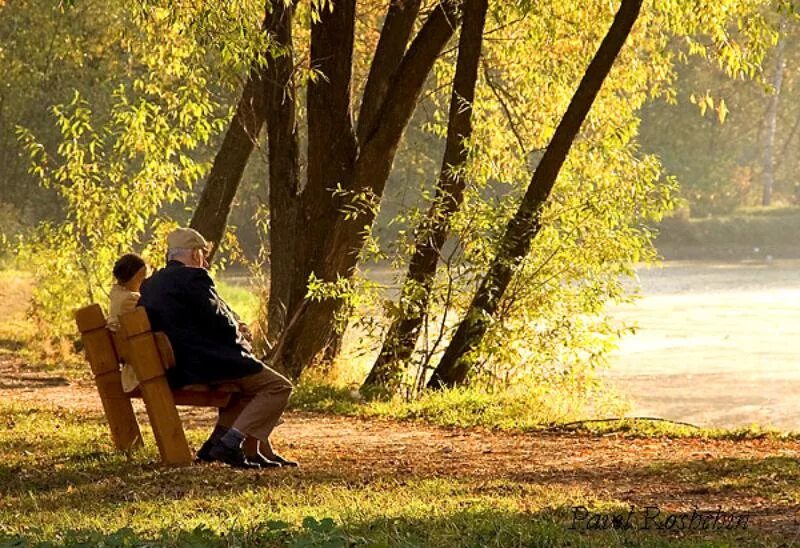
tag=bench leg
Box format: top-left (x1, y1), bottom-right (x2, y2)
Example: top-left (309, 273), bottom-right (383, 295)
top-left (95, 370), bottom-right (142, 451)
top-left (81, 329), bottom-right (142, 451)
top-left (138, 376), bottom-right (193, 465)
top-left (123, 324), bottom-right (193, 466)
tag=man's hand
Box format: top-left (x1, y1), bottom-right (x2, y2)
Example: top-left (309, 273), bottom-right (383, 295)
top-left (239, 322), bottom-right (254, 344)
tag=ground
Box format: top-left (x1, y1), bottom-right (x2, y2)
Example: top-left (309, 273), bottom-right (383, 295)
top-left (3, 266), bottom-right (800, 546)
top-left (4, 342), bottom-right (800, 545)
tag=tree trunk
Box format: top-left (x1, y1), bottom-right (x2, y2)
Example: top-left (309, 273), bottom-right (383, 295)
top-left (189, 67), bottom-right (266, 259)
top-left (762, 17), bottom-right (786, 207)
top-left (264, 1), bottom-right (300, 342)
top-left (427, 0), bottom-right (643, 389)
top-left (357, 0), bottom-right (423, 143)
top-left (189, 1), bottom-right (290, 262)
top-left (275, 0), bottom-right (358, 363)
top-left (364, 0), bottom-right (488, 391)
top-left (272, 0), bottom-right (462, 380)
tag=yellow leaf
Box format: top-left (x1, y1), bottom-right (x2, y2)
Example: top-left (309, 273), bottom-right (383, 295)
top-left (717, 99), bottom-right (729, 124)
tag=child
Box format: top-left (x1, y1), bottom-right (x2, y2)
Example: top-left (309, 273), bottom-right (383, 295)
top-left (107, 253), bottom-right (147, 392)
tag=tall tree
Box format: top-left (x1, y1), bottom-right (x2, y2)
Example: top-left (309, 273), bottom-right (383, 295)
top-left (189, 2), bottom-right (279, 257)
top-left (191, 0), bottom-right (454, 357)
top-left (762, 15), bottom-right (786, 207)
top-left (269, 0), bottom-right (425, 346)
top-left (428, 0), bottom-right (644, 388)
top-left (264, 0), bottom-right (300, 341)
top-left (363, 0), bottom-right (488, 391)
top-left (269, 0), bottom-right (462, 379)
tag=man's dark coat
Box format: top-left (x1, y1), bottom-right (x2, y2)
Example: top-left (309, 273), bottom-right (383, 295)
top-left (139, 261), bottom-right (263, 388)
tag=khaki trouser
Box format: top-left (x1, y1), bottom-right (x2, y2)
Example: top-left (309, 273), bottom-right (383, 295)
top-left (216, 366), bottom-right (292, 441)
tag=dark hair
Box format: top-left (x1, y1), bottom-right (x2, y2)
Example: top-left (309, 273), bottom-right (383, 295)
top-left (113, 254), bottom-right (146, 284)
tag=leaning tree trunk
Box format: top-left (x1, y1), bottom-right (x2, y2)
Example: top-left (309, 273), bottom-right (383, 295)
top-left (311, 0), bottom-right (422, 365)
top-left (762, 16), bottom-right (786, 207)
top-left (189, 66), bottom-right (267, 260)
top-left (427, 0), bottom-right (644, 389)
top-left (357, 0), bottom-right (423, 143)
top-left (263, 1), bottom-right (300, 342)
top-left (272, 1), bottom-right (462, 380)
top-left (190, 1), bottom-right (289, 263)
top-left (363, 0), bottom-right (488, 392)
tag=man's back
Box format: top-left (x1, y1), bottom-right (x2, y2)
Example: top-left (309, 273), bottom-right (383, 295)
top-left (139, 261), bottom-right (263, 387)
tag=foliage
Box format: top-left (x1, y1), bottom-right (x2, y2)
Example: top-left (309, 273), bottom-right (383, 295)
top-left (0, 0), bottom-right (130, 223)
top-left (11, 2), bottom-right (264, 338)
top-left (640, 3), bottom-right (800, 215)
top-left (2, 0), bottom-right (787, 393)
top-left (655, 205), bottom-right (800, 258)
top-left (330, 0), bottom-right (778, 395)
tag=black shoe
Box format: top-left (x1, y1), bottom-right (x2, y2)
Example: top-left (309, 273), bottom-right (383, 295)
top-left (196, 439), bottom-right (215, 463)
top-left (246, 453), bottom-right (282, 468)
top-left (207, 441), bottom-right (262, 469)
top-left (268, 453), bottom-right (299, 467)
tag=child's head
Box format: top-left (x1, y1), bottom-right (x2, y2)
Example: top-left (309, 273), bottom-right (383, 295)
top-left (113, 254), bottom-right (147, 291)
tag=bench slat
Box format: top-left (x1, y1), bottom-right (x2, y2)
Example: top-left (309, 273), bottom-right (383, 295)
top-left (128, 386), bottom-right (238, 408)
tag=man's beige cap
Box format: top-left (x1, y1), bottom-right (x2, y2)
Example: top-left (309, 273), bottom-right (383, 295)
top-left (167, 227), bottom-right (211, 251)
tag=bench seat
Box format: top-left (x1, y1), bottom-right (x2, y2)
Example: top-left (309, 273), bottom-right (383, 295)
top-left (127, 383), bottom-right (241, 407)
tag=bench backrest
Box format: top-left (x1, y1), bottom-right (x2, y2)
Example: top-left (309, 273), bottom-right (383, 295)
top-left (75, 304), bottom-right (175, 374)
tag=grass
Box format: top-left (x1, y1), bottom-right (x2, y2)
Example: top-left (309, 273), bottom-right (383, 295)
top-left (645, 455), bottom-right (800, 503)
top-left (216, 276), bottom-right (260, 325)
top-left (0, 403), bottom-right (793, 547)
top-left (289, 382), bottom-right (800, 441)
top-left (2, 268), bottom-right (800, 545)
top-left (290, 381), bottom-right (630, 431)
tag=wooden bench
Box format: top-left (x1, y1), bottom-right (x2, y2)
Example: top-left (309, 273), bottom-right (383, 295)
top-left (74, 304), bottom-right (239, 466)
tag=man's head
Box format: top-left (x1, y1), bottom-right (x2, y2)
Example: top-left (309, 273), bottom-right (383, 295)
top-left (166, 228), bottom-right (212, 268)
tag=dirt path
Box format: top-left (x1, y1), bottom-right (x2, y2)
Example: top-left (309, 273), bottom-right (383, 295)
top-left (4, 354), bottom-right (800, 539)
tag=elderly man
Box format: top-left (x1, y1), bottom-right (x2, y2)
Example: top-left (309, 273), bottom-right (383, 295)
top-left (139, 227), bottom-right (296, 469)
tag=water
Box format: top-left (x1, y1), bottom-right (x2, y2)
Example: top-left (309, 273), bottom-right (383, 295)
top-left (604, 260), bottom-right (800, 430)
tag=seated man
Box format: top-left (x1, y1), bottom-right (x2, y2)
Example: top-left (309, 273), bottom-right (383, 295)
top-left (139, 227), bottom-right (296, 469)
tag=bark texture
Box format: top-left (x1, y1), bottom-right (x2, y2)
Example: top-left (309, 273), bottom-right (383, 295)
top-left (364, 0), bottom-right (488, 390)
top-left (264, 1), bottom-right (300, 341)
top-left (190, 1), bottom-right (291, 264)
top-left (274, 0), bottom-right (462, 380)
top-left (427, 0), bottom-right (644, 389)
top-left (189, 66), bottom-right (267, 258)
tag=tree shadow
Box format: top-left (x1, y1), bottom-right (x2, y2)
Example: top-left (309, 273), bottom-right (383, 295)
top-left (0, 504), bottom-right (788, 547)
top-left (3, 444), bottom-right (800, 540)
top-left (0, 338), bottom-right (24, 351)
top-left (0, 373), bottom-right (69, 390)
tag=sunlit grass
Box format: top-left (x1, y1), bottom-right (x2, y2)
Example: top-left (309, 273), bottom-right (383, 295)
top-left (215, 276), bottom-right (260, 325)
top-left (290, 380), bottom-right (630, 431)
top-left (289, 381), bottom-right (800, 441)
top-left (0, 402), bottom-right (791, 547)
